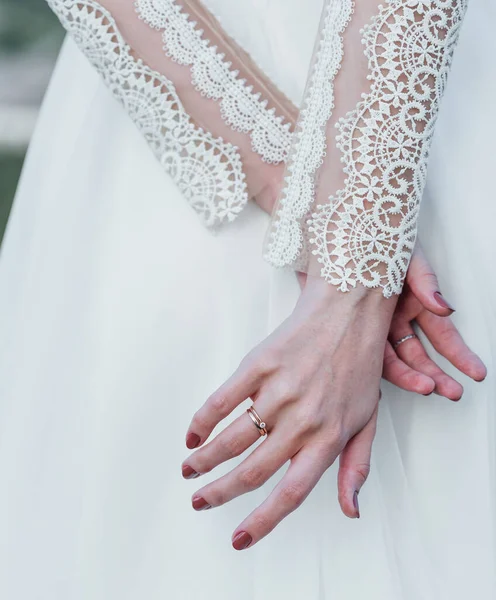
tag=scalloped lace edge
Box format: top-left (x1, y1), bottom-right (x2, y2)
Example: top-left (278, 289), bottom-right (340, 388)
top-left (265, 0), bottom-right (467, 298)
top-left (134, 0), bottom-right (293, 164)
top-left (264, 0), bottom-right (354, 268)
top-left (46, 0), bottom-right (248, 228)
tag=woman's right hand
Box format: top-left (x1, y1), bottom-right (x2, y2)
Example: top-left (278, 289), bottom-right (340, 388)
top-left (297, 245), bottom-right (487, 400)
top-left (337, 246), bottom-right (487, 519)
top-left (382, 246), bottom-right (487, 398)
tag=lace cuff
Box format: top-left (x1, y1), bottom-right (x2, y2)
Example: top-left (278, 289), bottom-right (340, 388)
top-left (46, 0), bottom-right (296, 227)
top-left (264, 0), bottom-right (468, 297)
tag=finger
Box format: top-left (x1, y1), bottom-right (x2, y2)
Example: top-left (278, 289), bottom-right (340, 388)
top-left (406, 246), bottom-right (456, 317)
top-left (191, 423), bottom-right (295, 511)
top-left (185, 355), bottom-right (265, 449)
top-left (182, 404), bottom-right (270, 480)
top-left (383, 340), bottom-right (435, 395)
top-left (417, 310), bottom-right (487, 382)
top-left (337, 407), bottom-right (378, 519)
top-left (394, 333), bottom-right (464, 401)
top-left (231, 445), bottom-right (334, 550)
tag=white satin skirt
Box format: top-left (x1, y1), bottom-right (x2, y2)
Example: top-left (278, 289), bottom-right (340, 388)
top-left (0, 1), bottom-right (495, 599)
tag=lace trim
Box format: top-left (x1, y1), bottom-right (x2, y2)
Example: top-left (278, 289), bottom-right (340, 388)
top-left (46, 0), bottom-right (248, 228)
top-left (264, 0), bottom-right (354, 268)
top-left (134, 0), bottom-right (293, 164)
top-left (266, 0), bottom-right (467, 297)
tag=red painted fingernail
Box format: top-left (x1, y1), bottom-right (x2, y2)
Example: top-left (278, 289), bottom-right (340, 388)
top-left (353, 491), bottom-right (360, 519)
top-left (186, 433), bottom-right (201, 449)
top-left (434, 292), bottom-right (455, 313)
top-left (232, 531), bottom-right (252, 551)
top-left (192, 496), bottom-right (211, 511)
top-left (182, 465), bottom-right (200, 479)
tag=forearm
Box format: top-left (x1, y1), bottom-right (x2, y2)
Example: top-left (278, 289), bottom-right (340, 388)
top-left (265, 0), bottom-right (468, 297)
top-left (46, 0), bottom-right (297, 226)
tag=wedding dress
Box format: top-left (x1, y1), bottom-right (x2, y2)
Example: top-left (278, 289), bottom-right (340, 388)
top-left (0, 1), bottom-right (494, 599)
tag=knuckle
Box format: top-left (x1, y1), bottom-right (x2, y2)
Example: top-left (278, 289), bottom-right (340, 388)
top-left (242, 348), bottom-right (279, 377)
top-left (206, 487), bottom-right (227, 507)
top-left (295, 406), bottom-right (322, 434)
top-left (280, 481), bottom-right (308, 508)
top-left (420, 271), bottom-right (439, 289)
top-left (323, 423), bottom-right (348, 452)
top-left (438, 325), bottom-right (456, 345)
top-left (239, 353), bottom-right (265, 378)
top-left (417, 355), bottom-right (433, 371)
top-left (354, 462), bottom-right (371, 484)
top-left (218, 434), bottom-right (244, 459)
top-left (383, 347), bottom-right (399, 369)
top-left (271, 379), bottom-right (298, 404)
top-left (238, 465), bottom-right (267, 490)
top-left (251, 511), bottom-right (272, 534)
top-left (209, 393), bottom-right (230, 418)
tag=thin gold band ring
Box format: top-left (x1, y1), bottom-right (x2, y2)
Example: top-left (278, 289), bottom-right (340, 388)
top-left (247, 406), bottom-right (268, 437)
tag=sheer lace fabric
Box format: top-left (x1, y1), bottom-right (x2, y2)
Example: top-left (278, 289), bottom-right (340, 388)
top-left (135, 0), bottom-right (294, 165)
top-left (265, 0), bottom-right (468, 297)
top-left (46, 0), bottom-right (296, 227)
top-left (46, 0), bottom-right (467, 296)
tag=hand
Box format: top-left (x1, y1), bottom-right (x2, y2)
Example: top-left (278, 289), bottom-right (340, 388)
top-left (296, 246), bottom-right (486, 399)
top-left (182, 249), bottom-right (488, 545)
top-left (183, 279), bottom-right (396, 549)
top-left (383, 245), bottom-right (487, 398)
top-left (330, 246), bottom-right (487, 522)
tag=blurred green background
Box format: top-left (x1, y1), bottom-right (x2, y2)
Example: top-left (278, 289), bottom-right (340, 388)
top-left (0, 0), bottom-right (63, 244)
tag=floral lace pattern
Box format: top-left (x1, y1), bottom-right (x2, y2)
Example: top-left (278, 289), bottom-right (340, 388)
top-left (134, 0), bottom-right (292, 164)
top-left (264, 0), bottom-right (354, 270)
top-left (266, 0), bottom-right (467, 297)
top-left (46, 0), bottom-right (248, 227)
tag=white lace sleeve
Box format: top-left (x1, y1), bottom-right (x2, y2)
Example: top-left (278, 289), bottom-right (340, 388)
top-left (264, 0), bottom-right (468, 297)
top-left (46, 0), bottom-right (296, 228)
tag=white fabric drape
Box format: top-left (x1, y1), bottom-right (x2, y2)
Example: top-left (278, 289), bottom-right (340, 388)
top-left (0, 1), bottom-right (494, 598)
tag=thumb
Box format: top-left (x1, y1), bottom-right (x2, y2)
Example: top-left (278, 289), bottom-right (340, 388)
top-left (406, 246), bottom-right (455, 317)
top-left (337, 406), bottom-right (378, 519)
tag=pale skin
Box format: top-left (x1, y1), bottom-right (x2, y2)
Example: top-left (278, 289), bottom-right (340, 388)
top-left (180, 169), bottom-right (487, 550)
top-left (181, 244), bottom-right (487, 551)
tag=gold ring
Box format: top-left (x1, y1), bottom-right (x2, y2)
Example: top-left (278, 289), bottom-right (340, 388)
top-left (247, 406), bottom-right (268, 437)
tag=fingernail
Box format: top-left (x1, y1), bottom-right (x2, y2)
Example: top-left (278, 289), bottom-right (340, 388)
top-left (232, 531), bottom-right (252, 551)
top-left (434, 292), bottom-right (455, 313)
top-left (182, 465), bottom-right (200, 479)
top-left (192, 496), bottom-right (211, 511)
top-left (186, 433), bottom-right (201, 449)
top-left (353, 491), bottom-right (360, 519)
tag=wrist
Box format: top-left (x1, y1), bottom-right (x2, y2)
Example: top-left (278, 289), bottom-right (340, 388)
top-left (298, 274), bottom-right (398, 332)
